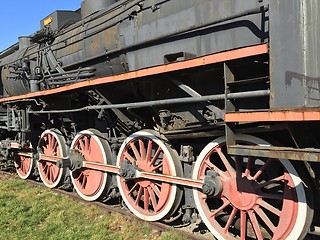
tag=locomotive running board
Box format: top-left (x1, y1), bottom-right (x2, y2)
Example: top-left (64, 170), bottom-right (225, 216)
top-left (225, 109), bottom-right (320, 162)
top-left (225, 109), bottom-right (320, 122)
top-left (227, 145), bottom-right (320, 162)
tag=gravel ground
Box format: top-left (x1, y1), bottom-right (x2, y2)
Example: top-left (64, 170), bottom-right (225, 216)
top-left (0, 171), bottom-right (18, 181)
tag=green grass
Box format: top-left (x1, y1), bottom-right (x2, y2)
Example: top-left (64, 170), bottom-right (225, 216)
top-left (0, 179), bottom-right (187, 240)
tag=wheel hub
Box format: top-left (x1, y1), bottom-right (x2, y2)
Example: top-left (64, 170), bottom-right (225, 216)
top-left (138, 179), bottom-right (151, 188)
top-left (224, 176), bottom-right (258, 210)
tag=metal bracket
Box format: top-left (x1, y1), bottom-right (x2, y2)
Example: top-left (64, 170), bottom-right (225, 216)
top-left (224, 62), bottom-right (236, 148)
top-left (169, 77), bottom-right (224, 121)
top-left (180, 145), bottom-right (195, 163)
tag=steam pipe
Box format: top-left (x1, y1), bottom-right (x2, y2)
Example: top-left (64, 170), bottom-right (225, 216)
top-left (28, 90), bottom-right (270, 114)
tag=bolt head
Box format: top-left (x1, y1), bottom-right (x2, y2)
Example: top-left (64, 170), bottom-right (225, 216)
top-left (119, 168), bottom-right (126, 177)
top-left (202, 183), bottom-right (211, 195)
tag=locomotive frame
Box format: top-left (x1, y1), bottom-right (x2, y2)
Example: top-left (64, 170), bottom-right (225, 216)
top-left (1, 0), bottom-right (320, 239)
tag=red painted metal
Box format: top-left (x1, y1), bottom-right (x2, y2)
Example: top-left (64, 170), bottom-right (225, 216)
top-left (17, 152), bottom-right (33, 158)
top-left (72, 134), bottom-right (106, 197)
top-left (225, 109), bottom-right (320, 122)
top-left (194, 142), bottom-right (300, 239)
top-left (10, 142), bottom-right (21, 149)
top-left (138, 171), bottom-right (203, 189)
top-left (15, 155), bottom-right (32, 177)
top-left (38, 132), bottom-right (64, 185)
top-left (118, 136), bottom-right (177, 219)
top-left (82, 161), bottom-right (120, 174)
top-left (38, 153), bottom-right (64, 163)
top-left (14, 148), bottom-right (33, 179)
top-left (0, 44), bottom-right (268, 103)
top-left (82, 160), bottom-right (203, 188)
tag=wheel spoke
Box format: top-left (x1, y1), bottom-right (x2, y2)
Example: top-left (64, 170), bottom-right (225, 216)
top-left (224, 207), bottom-right (238, 233)
top-left (48, 134), bottom-right (53, 149)
top-left (245, 156), bottom-right (256, 177)
top-left (210, 198), bottom-right (230, 218)
top-left (43, 164), bottom-right (48, 174)
top-left (87, 137), bottom-right (92, 156)
top-left (147, 186), bottom-right (158, 211)
top-left (248, 210), bottom-right (264, 240)
top-left (150, 183), bottom-right (161, 197)
top-left (240, 210), bottom-right (247, 240)
top-left (259, 192), bottom-right (283, 201)
top-left (47, 166), bottom-right (52, 182)
top-left (127, 182), bottom-right (139, 196)
top-left (216, 147), bottom-right (236, 176)
top-left (144, 188), bottom-right (149, 212)
top-left (124, 152), bottom-right (136, 163)
top-left (235, 156), bottom-right (243, 178)
top-left (52, 140), bottom-right (58, 153)
top-left (204, 159), bottom-right (215, 169)
top-left (152, 163), bottom-right (163, 172)
top-left (50, 166), bottom-right (55, 182)
top-left (77, 172), bottom-right (84, 182)
top-left (84, 136), bottom-right (90, 153)
top-left (19, 162), bottom-right (23, 171)
top-left (204, 158), bottom-right (227, 180)
top-left (22, 163), bottom-right (26, 172)
top-left (254, 206), bottom-right (276, 232)
top-left (257, 199), bottom-right (281, 216)
top-left (255, 175), bottom-right (285, 190)
top-left (135, 186), bottom-right (143, 206)
top-left (79, 139), bottom-right (85, 152)
top-left (149, 146), bottom-right (162, 166)
top-left (139, 139), bottom-right (146, 162)
top-left (146, 140), bottom-right (153, 163)
top-left (252, 158), bottom-right (273, 181)
top-left (81, 175), bottom-right (88, 189)
top-left (50, 165), bottom-right (56, 181)
top-left (130, 142), bottom-right (141, 162)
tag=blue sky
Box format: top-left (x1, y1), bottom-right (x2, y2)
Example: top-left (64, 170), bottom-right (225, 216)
top-left (0, 1), bottom-right (80, 51)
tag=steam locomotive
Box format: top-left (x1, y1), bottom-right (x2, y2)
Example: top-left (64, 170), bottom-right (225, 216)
top-left (0, 0), bottom-right (319, 239)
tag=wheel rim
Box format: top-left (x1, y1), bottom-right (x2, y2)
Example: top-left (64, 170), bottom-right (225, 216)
top-left (37, 129), bottom-right (68, 188)
top-left (193, 135), bottom-right (308, 240)
top-left (117, 130), bottom-right (182, 221)
top-left (14, 144), bottom-right (34, 179)
top-left (70, 129), bottom-right (111, 201)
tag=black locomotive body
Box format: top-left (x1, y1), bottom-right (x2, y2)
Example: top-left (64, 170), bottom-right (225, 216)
top-left (0, 0), bottom-right (266, 95)
top-left (0, 0), bottom-right (320, 239)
